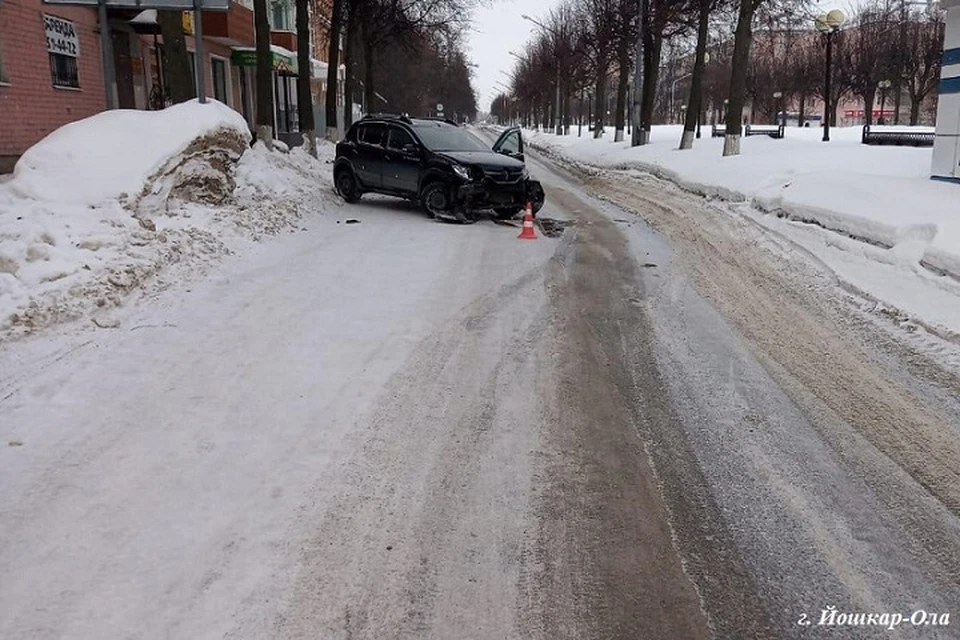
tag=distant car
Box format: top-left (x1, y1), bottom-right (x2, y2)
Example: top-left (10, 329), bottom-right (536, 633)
top-left (333, 114), bottom-right (546, 223)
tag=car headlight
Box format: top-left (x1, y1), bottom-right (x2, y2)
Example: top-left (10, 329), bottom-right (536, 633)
top-left (452, 164), bottom-right (472, 181)
top-left (521, 167), bottom-right (529, 180)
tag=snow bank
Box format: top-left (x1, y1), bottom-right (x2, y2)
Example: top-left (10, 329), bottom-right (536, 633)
top-left (9, 100), bottom-right (250, 206)
top-left (0, 104), bottom-right (335, 340)
top-left (523, 125), bottom-right (960, 279)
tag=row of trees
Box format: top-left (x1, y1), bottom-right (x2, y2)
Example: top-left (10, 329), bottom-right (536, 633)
top-left (159, 0), bottom-right (480, 152)
top-left (495, 0), bottom-right (945, 156)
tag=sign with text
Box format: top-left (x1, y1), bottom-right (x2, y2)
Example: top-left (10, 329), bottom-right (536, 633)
top-left (44, 14), bottom-right (79, 57)
top-left (42, 0), bottom-right (229, 11)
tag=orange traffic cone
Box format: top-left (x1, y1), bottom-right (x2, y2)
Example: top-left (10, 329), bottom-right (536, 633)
top-left (518, 202), bottom-right (537, 240)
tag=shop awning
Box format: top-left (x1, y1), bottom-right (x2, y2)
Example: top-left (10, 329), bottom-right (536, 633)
top-left (231, 45), bottom-right (297, 75)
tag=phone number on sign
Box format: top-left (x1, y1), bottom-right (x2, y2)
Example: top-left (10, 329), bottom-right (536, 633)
top-left (797, 607), bottom-right (951, 630)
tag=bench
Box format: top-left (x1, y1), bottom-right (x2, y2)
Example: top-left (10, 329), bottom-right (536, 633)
top-left (711, 124), bottom-right (785, 139)
top-left (861, 125), bottom-right (935, 147)
top-left (745, 124), bottom-right (785, 139)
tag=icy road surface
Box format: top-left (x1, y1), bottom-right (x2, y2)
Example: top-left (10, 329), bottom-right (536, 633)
top-left (2, 148), bottom-right (960, 639)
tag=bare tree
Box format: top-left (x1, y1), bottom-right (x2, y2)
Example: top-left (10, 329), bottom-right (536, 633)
top-left (679, 0), bottom-right (726, 148)
top-left (613, 0), bottom-right (639, 141)
top-left (839, 3), bottom-right (897, 126)
top-left (253, 0), bottom-right (274, 147)
top-left (324, 0), bottom-right (344, 140)
top-left (902, 9), bottom-right (944, 125)
top-left (296, 0), bottom-right (316, 155)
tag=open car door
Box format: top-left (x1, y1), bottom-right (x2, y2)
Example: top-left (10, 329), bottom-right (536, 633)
top-left (492, 127), bottom-right (525, 163)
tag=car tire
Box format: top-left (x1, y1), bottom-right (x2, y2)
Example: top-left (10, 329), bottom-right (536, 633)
top-left (493, 207), bottom-right (522, 220)
top-left (335, 168), bottom-right (361, 203)
top-left (420, 181), bottom-right (452, 219)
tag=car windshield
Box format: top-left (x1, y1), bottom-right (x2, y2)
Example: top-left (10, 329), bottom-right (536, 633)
top-left (413, 124), bottom-right (490, 152)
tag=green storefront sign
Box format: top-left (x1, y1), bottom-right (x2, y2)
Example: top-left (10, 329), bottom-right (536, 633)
top-left (231, 49), bottom-right (297, 74)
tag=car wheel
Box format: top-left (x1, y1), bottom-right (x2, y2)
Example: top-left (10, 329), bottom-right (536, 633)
top-left (420, 181), bottom-right (452, 218)
top-left (493, 207), bottom-right (522, 220)
top-left (335, 168), bottom-right (361, 203)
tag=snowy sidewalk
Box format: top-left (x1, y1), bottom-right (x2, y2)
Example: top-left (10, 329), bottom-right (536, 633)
top-left (523, 125), bottom-right (960, 281)
top-left (0, 101), bottom-right (334, 341)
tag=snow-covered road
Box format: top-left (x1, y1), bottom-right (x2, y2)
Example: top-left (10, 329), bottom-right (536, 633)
top-left (2, 147), bottom-right (960, 639)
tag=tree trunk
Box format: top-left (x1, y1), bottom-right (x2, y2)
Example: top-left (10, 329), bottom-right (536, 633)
top-left (614, 30), bottom-right (631, 142)
top-left (252, 0), bottom-right (273, 148)
top-left (324, 0), bottom-right (343, 140)
top-left (342, 15), bottom-right (356, 129)
top-left (680, 4), bottom-right (709, 150)
top-left (909, 93), bottom-right (921, 125)
top-left (893, 81), bottom-right (902, 125)
top-left (362, 33), bottom-right (375, 115)
top-left (723, 0), bottom-right (757, 156)
top-left (798, 94), bottom-right (805, 126)
top-left (639, 32), bottom-right (662, 145)
top-left (594, 65), bottom-right (608, 138)
top-left (861, 89), bottom-right (875, 126)
top-left (296, 0), bottom-right (315, 155)
top-left (631, 0), bottom-right (647, 146)
top-left (158, 11), bottom-right (193, 104)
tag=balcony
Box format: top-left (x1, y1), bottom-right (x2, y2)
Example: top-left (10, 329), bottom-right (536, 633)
top-left (203, 1), bottom-right (255, 47)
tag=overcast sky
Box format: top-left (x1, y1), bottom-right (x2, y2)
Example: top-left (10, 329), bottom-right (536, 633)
top-left (467, 0), bottom-right (560, 114)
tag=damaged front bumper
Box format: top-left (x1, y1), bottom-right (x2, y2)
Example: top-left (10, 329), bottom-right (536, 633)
top-left (454, 178), bottom-right (546, 217)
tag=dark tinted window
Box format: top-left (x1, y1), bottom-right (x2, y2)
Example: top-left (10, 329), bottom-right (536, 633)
top-left (358, 123), bottom-right (386, 146)
top-left (412, 124), bottom-right (488, 152)
top-left (386, 127), bottom-right (415, 150)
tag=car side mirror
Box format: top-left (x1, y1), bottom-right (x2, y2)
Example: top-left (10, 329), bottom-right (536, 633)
top-left (402, 143), bottom-right (418, 155)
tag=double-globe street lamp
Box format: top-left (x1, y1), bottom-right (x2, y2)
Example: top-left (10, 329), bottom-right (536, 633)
top-left (521, 14), bottom-right (564, 136)
top-left (815, 9), bottom-right (846, 142)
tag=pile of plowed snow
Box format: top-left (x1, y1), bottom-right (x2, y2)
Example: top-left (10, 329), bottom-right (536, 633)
top-left (0, 100), bottom-right (335, 339)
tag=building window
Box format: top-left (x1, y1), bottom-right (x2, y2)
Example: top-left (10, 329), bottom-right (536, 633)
top-left (44, 14), bottom-right (80, 88)
top-left (50, 54), bottom-right (79, 88)
top-left (188, 51), bottom-right (197, 98)
top-left (0, 36), bottom-right (8, 84)
top-left (270, 0), bottom-right (292, 30)
top-left (211, 57), bottom-right (228, 104)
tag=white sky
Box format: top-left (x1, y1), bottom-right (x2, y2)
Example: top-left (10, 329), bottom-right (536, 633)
top-left (467, 0), bottom-right (560, 113)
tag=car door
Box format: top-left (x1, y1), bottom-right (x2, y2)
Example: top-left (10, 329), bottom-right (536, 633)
top-left (492, 127), bottom-right (525, 163)
top-left (353, 123), bottom-right (386, 189)
top-left (382, 126), bottom-right (422, 195)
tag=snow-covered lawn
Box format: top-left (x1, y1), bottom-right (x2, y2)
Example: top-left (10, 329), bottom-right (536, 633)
top-left (523, 125), bottom-right (960, 281)
top-left (0, 101), bottom-right (335, 340)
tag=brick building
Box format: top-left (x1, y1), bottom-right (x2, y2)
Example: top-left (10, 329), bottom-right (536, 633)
top-left (0, 1), bottom-right (106, 172)
top-left (0, 0), bottom-right (336, 172)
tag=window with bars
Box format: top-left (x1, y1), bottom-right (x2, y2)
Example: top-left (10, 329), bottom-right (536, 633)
top-left (50, 53), bottom-right (79, 88)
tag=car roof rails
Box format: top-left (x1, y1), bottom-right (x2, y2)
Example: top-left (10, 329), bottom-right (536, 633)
top-left (361, 113), bottom-right (413, 124)
top-left (413, 116), bottom-right (460, 127)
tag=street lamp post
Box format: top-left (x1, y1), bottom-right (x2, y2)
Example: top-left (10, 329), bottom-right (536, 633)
top-left (722, 98), bottom-right (729, 123)
top-left (878, 79), bottom-right (891, 124)
top-left (522, 14), bottom-right (563, 136)
top-left (816, 10), bottom-right (845, 142)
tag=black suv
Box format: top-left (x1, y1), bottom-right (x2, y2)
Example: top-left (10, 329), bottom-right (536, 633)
top-left (333, 115), bottom-right (545, 223)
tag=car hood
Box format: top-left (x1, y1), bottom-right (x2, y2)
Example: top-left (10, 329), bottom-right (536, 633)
top-left (437, 151), bottom-right (524, 170)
